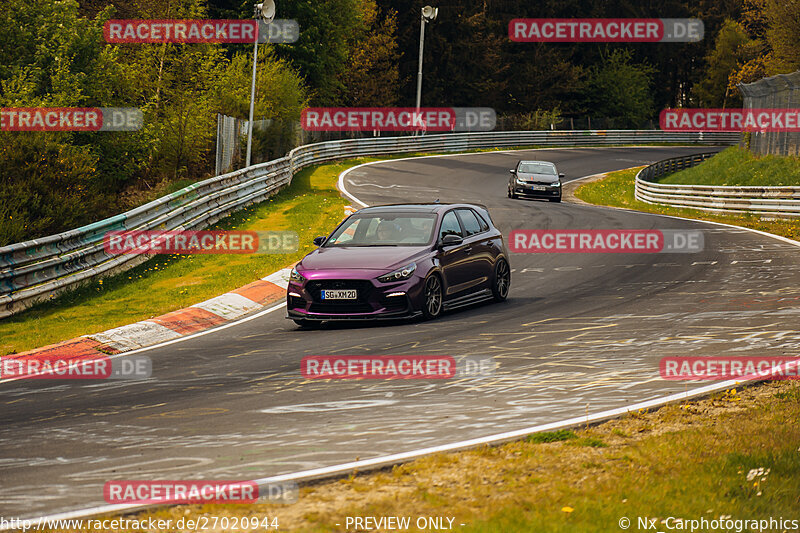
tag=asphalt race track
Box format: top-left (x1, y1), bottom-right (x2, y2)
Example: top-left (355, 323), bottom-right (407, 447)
top-left (3, 146), bottom-right (800, 518)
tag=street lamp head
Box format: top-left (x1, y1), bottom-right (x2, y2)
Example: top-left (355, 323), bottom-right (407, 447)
top-left (421, 5), bottom-right (438, 22)
top-left (255, 1), bottom-right (275, 22)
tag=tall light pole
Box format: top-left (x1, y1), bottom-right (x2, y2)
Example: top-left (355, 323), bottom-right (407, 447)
top-left (246, 1), bottom-right (276, 168)
top-left (415, 5), bottom-right (438, 112)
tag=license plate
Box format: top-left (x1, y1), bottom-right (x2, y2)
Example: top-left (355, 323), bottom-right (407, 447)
top-left (321, 289), bottom-right (357, 300)
top-left (531, 184), bottom-right (547, 191)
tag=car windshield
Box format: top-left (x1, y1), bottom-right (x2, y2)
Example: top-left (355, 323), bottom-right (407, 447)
top-left (518, 162), bottom-right (557, 175)
top-left (325, 213), bottom-right (437, 246)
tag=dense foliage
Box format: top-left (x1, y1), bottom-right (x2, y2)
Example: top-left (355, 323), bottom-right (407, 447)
top-left (0, 0), bottom-right (309, 244)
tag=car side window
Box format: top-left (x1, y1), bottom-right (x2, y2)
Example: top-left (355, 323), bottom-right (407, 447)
top-left (456, 209), bottom-right (483, 237)
top-left (474, 210), bottom-right (490, 232)
top-left (439, 210), bottom-right (463, 239)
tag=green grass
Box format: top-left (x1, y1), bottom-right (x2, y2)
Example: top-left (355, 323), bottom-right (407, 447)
top-left (6, 144), bottom-right (780, 356)
top-left (114, 382), bottom-right (800, 533)
top-left (1, 148), bottom-right (509, 355)
top-left (776, 388), bottom-right (800, 401)
top-left (352, 385), bottom-right (800, 533)
top-left (570, 436), bottom-right (608, 448)
top-left (526, 430), bottom-right (578, 443)
top-left (659, 147), bottom-right (800, 186)
top-left (574, 167), bottom-right (800, 242)
top-left (4, 143), bottom-right (719, 355)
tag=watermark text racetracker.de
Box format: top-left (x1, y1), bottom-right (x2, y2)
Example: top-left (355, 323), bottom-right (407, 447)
top-left (104, 19), bottom-right (300, 43)
top-left (509, 18), bottom-right (703, 42)
top-left (1, 107), bottom-right (142, 131)
top-left (301, 355), bottom-right (497, 380)
top-left (661, 108), bottom-right (800, 132)
top-left (104, 230), bottom-right (299, 255)
top-left (103, 480), bottom-right (298, 504)
top-left (618, 515), bottom-right (798, 532)
top-left (300, 107), bottom-right (496, 132)
top-left (660, 356), bottom-right (800, 381)
top-left (0, 355), bottom-right (151, 380)
top-left (509, 229), bottom-right (703, 254)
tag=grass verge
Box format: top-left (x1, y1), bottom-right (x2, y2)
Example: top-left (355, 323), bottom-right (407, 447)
top-left (572, 167), bottom-right (800, 242)
top-left (2, 143), bottom-right (724, 355)
top-left (68, 381), bottom-right (800, 532)
top-left (2, 148), bottom-right (493, 355)
top-left (659, 147), bottom-right (800, 187)
top-left (0, 159), bottom-right (359, 355)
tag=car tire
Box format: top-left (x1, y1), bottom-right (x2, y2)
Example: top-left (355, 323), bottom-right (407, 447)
top-left (508, 188), bottom-right (518, 199)
top-left (549, 196), bottom-right (561, 203)
top-left (294, 319), bottom-right (322, 329)
top-left (491, 258), bottom-right (510, 302)
top-left (422, 274), bottom-right (443, 320)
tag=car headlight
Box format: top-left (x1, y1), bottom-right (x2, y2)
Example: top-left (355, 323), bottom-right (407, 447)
top-left (290, 267), bottom-right (305, 282)
top-left (377, 262), bottom-right (417, 283)
top-left (515, 177), bottom-right (526, 185)
top-left (551, 181), bottom-right (561, 187)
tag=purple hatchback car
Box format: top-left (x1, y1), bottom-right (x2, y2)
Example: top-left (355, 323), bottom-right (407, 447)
top-left (286, 203), bottom-right (510, 327)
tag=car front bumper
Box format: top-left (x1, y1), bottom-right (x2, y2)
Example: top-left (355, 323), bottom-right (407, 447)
top-left (286, 272), bottom-right (426, 321)
top-left (514, 183), bottom-right (561, 198)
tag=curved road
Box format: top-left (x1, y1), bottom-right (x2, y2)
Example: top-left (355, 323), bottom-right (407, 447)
top-left (2, 146), bottom-right (800, 518)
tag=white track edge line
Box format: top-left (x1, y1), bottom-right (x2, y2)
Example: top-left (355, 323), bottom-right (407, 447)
top-left (0, 303), bottom-right (287, 385)
top-left (14, 146), bottom-right (795, 524)
top-left (335, 145), bottom-right (715, 207)
top-left (16, 374), bottom-right (762, 524)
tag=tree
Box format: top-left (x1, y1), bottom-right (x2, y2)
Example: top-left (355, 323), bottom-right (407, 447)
top-left (762, 0), bottom-right (800, 74)
top-left (270, 0), bottom-right (365, 104)
top-left (213, 47), bottom-right (308, 161)
top-left (0, 0), bottom-right (310, 243)
top-left (721, 0), bottom-right (799, 101)
top-left (693, 20), bottom-right (754, 108)
top-left (0, 133), bottom-right (99, 245)
top-left (0, 0), bottom-right (141, 242)
top-left (584, 48), bottom-right (655, 128)
top-left (338, 1), bottom-right (401, 106)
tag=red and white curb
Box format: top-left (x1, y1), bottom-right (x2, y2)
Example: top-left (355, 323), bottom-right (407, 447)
top-left (1, 268), bottom-right (293, 368)
top-left (9, 153), bottom-right (800, 524)
top-left (1, 206), bottom-right (359, 372)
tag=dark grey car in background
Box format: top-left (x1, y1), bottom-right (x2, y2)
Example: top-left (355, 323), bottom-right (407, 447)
top-left (507, 160), bottom-right (564, 202)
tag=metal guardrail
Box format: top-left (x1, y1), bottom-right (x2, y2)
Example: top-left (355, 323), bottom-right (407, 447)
top-left (0, 130), bottom-right (740, 318)
top-left (635, 152), bottom-right (800, 217)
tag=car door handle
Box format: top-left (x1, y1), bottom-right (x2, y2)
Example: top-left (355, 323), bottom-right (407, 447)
top-left (463, 247), bottom-right (472, 254)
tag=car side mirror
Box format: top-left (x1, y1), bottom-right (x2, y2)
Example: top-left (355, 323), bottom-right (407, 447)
top-left (313, 236), bottom-right (326, 246)
top-left (559, 173), bottom-right (565, 178)
top-left (509, 169), bottom-right (516, 174)
top-left (440, 234), bottom-right (463, 247)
